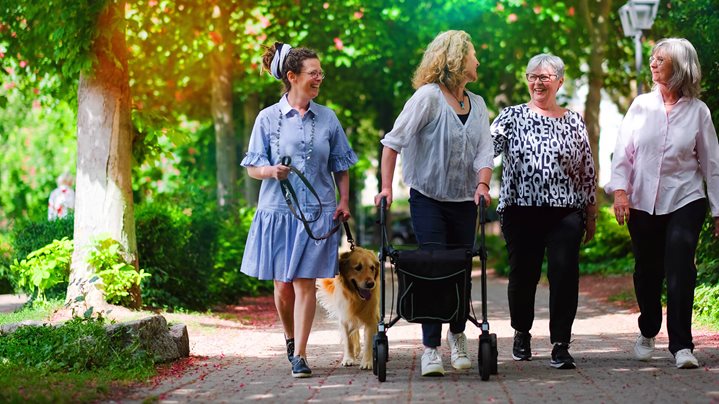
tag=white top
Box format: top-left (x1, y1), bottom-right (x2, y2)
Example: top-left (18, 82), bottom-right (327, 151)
top-left (48, 185), bottom-right (75, 221)
top-left (381, 83), bottom-right (494, 202)
top-left (605, 90), bottom-right (719, 217)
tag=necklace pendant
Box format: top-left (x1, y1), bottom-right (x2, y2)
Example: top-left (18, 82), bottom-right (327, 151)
top-left (459, 101), bottom-right (465, 110)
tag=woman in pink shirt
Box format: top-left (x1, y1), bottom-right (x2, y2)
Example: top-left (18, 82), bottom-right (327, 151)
top-left (606, 38), bottom-right (719, 370)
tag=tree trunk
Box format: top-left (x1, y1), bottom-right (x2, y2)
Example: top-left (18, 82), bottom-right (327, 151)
top-left (241, 93), bottom-right (261, 205)
top-left (210, 4), bottom-right (238, 211)
top-left (578, 0), bottom-right (612, 198)
top-left (68, 0), bottom-right (139, 311)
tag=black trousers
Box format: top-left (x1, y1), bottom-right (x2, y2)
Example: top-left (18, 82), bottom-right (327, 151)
top-left (627, 198), bottom-right (706, 354)
top-left (409, 189), bottom-right (477, 348)
top-left (501, 206), bottom-right (584, 344)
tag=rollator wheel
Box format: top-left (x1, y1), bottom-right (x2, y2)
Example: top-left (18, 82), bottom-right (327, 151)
top-left (377, 340), bottom-right (388, 382)
top-left (372, 337), bottom-right (379, 376)
top-left (479, 340), bottom-right (491, 381)
top-left (490, 333), bottom-right (498, 375)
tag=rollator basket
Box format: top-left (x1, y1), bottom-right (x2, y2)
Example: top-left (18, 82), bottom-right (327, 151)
top-left (393, 248), bottom-right (472, 324)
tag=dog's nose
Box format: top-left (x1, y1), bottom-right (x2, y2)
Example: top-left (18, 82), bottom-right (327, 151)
top-left (366, 281), bottom-right (375, 289)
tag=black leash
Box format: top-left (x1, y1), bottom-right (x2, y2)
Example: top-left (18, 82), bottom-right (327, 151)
top-left (279, 156), bottom-right (347, 241)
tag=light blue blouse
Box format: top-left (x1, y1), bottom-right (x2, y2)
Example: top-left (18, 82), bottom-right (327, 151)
top-left (381, 83), bottom-right (494, 202)
top-left (240, 94), bottom-right (358, 281)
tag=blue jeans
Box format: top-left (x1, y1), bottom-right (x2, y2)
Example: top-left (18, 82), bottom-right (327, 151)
top-left (409, 188), bottom-right (477, 347)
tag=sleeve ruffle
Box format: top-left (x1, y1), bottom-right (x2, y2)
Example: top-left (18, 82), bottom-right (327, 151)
top-left (328, 149), bottom-right (359, 172)
top-left (240, 152), bottom-right (270, 167)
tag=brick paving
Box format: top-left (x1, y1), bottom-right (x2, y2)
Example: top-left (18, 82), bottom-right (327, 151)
top-left (113, 270), bottom-right (719, 403)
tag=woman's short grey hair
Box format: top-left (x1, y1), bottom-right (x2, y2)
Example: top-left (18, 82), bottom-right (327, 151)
top-left (526, 53), bottom-right (565, 79)
top-left (651, 38), bottom-right (702, 98)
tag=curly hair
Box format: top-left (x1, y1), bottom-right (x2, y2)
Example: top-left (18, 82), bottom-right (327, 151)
top-left (262, 42), bottom-right (318, 93)
top-left (651, 38), bottom-right (702, 99)
top-left (411, 30), bottom-right (473, 91)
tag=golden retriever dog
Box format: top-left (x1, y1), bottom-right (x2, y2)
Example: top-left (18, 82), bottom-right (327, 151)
top-left (317, 246), bottom-right (380, 369)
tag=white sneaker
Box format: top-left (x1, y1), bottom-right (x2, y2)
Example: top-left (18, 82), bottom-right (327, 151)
top-left (447, 331), bottom-right (471, 370)
top-left (675, 349), bottom-right (699, 369)
top-left (421, 347), bottom-right (445, 376)
top-left (634, 334), bottom-right (655, 361)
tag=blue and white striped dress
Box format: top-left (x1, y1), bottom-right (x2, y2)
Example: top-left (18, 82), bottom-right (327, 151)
top-left (240, 94), bottom-right (358, 281)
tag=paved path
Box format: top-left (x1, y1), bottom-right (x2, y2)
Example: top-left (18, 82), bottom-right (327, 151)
top-left (119, 269), bottom-right (718, 403)
top-left (0, 294), bottom-right (27, 313)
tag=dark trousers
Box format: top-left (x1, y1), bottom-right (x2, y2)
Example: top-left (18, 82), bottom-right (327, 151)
top-left (409, 188), bottom-right (477, 348)
top-left (627, 198), bottom-right (706, 354)
top-left (501, 206), bottom-right (583, 344)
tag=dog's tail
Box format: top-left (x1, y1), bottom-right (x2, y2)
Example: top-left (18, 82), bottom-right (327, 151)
top-left (317, 278), bottom-right (335, 295)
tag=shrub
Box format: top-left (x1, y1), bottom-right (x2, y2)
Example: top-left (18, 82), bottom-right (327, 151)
top-left (9, 237), bottom-right (73, 302)
top-left (693, 282), bottom-right (719, 327)
top-left (696, 214), bottom-right (719, 284)
top-left (6, 216), bottom-right (74, 298)
top-left (210, 207), bottom-right (272, 302)
top-left (10, 215), bottom-right (74, 260)
top-left (86, 237), bottom-right (150, 307)
top-left (485, 233), bottom-right (510, 276)
top-left (579, 206), bottom-right (634, 274)
top-left (135, 202), bottom-right (216, 310)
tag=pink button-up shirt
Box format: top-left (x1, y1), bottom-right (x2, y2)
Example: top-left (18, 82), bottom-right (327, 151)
top-left (606, 90), bottom-right (719, 217)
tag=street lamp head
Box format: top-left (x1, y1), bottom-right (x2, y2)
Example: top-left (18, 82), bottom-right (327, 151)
top-left (619, 0), bottom-right (660, 36)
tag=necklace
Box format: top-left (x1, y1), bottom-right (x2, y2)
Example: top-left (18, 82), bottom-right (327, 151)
top-left (663, 99), bottom-right (678, 106)
top-left (444, 85), bottom-right (467, 110)
top-left (276, 109), bottom-right (316, 167)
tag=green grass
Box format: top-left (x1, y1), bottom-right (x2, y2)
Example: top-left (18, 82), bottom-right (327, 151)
top-left (0, 298), bottom-right (62, 325)
top-left (0, 303), bottom-right (156, 403)
top-left (0, 366), bottom-right (144, 403)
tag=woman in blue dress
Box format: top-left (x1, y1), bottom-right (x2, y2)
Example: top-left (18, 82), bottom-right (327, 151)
top-left (240, 42), bottom-right (358, 378)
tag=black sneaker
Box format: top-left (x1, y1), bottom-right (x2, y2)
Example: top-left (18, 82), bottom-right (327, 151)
top-left (512, 331), bottom-right (532, 361)
top-left (285, 338), bottom-right (295, 363)
top-left (291, 355), bottom-right (312, 378)
top-left (550, 343), bottom-right (576, 369)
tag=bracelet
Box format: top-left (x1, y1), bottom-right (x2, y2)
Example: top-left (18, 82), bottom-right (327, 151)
top-left (477, 181), bottom-right (490, 189)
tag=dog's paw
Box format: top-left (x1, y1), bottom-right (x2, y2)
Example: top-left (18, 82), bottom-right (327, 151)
top-left (360, 358), bottom-right (373, 370)
top-left (341, 357), bottom-right (357, 367)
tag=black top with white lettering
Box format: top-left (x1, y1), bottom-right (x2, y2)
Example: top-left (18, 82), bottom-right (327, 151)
top-left (491, 104), bottom-right (597, 213)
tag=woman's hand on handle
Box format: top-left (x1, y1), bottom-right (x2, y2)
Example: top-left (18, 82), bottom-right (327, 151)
top-left (474, 183), bottom-right (491, 206)
top-left (374, 189), bottom-right (393, 208)
top-left (247, 165), bottom-right (290, 181)
top-left (333, 201), bottom-right (351, 222)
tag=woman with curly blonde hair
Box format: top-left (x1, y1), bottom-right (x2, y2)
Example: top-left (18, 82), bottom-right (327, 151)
top-left (374, 30), bottom-right (493, 377)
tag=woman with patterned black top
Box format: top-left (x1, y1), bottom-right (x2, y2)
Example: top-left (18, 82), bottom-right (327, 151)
top-left (491, 54), bottom-right (597, 370)
top-left (374, 30), bottom-right (494, 377)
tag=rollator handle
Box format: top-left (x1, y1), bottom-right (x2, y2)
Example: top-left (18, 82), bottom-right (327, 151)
top-left (380, 196), bottom-right (387, 225)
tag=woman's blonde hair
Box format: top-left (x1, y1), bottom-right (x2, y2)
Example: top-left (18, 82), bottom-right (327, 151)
top-left (412, 30), bottom-right (473, 91)
top-left (651, 38), bottom-right (702, 98)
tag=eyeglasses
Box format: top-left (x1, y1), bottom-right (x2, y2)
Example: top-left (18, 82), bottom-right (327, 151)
top-left (525, 73), bottom-right (558, 83)
top-left (300, 70), bottom-right (325, 79)
top-left (649, 56), bottom-right (667, 66)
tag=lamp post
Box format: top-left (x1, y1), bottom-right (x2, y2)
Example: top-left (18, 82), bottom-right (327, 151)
top-left (619, 0), bottom-right (660, 95)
